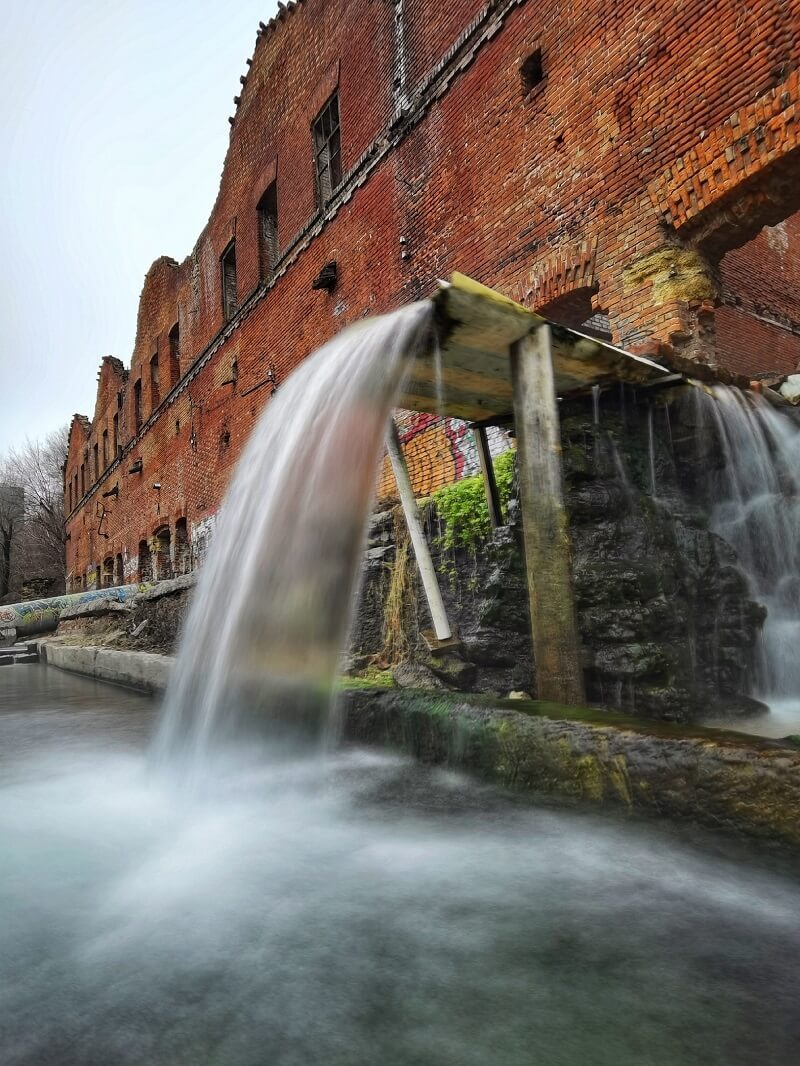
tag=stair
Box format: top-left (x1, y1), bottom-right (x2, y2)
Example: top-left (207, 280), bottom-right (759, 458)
top-left (0, 644), bottom-right (40, 667)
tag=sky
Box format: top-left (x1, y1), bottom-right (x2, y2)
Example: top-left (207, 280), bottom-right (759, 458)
top-left (0, 0), bottom-right (277, 453)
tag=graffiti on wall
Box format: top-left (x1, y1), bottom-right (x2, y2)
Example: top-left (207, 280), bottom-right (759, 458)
top-left (190, 513), bottom-right (217, 570)
top-left (377, 413), bottom-right (513, 500)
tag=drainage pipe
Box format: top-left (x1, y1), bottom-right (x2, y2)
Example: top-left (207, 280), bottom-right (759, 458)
top-left (0, 584), bottom-right (143, 643)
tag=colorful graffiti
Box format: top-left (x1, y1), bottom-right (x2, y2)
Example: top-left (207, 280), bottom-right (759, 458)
top-left (377, 413), bottom-right (513, 500)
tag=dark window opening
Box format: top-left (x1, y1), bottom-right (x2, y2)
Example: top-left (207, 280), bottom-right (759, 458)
top-left (221, 241), bottom-right (238, 321)
top-left (138, 539), bottom-right (153, 584)
top-left (113, 413), bottom-right (120, 458)
top-left (153, 526), bottom-right (172, 581)
top-left (93, 443), bottom-right (99, 481)
top-left (258, 182), bottom-right (279, 279)
top-left (102, 558), bottom-right (114, 588)
top-left (150, 353), bottom-right (160, 407)
top-left (80, 463), bottom-right (85, 496)
top-left (102, 429), bottom-right (109, 469)
top-left (94, 564), bottom-right (101, 589)
top-left (520, 49), bottom-right (544, 95)
top-left (168, 322), bottom-right (180, 386)
top-left (114, 553), bottom-right (124, 586)
top-left (134, 380), bottom-right (142, 432)
top-left (313, 92), bottom-right (342, 207)
top-left (174, 517), bottom-right (190, 575)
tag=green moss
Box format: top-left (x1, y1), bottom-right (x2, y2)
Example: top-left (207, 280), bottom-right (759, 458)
top-left (339, 685), bottom-right (799, 753)
top-left (431, 449), bottom-right (516, 551)
top-left (336, 668), bottom-right (395, 690)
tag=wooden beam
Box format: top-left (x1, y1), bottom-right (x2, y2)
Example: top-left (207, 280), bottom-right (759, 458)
top-left (386, 422), bottom-right (452, 641)
top-left (510, 325), bottom-right (585, 705)
top-left (472, 426), bottom-right (502, 529)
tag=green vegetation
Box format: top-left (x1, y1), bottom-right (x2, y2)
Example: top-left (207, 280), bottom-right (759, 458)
top-left (431, 448), bottom-right (516, 551)
top-left (336, 668), bottom-right (395, 689)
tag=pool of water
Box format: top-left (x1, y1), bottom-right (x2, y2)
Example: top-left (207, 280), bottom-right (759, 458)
top-left (2, 665), bottom-right (800, 1065)
top-left (702, 698), bottom-right (800, 739)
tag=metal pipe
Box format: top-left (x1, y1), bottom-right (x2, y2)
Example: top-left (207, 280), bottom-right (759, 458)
top-left (386, 422), bottom-right (452, 641)
top-left (0, 584), bottom-right (143, 643)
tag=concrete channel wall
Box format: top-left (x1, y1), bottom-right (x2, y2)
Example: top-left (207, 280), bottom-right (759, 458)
top-left (341, 689), bottom-right (800, 848)
top-left (38, 643), bottom-right (800, 847)
top-left (40, 642), bottom-right (171, 695)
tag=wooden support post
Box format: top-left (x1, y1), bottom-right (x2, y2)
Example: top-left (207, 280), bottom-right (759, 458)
top-left (472, 425), bottom-right (502, 529)
top-left (386, 422), bottom-right (452, 641)
top-left (510, 325), bottom-right (585, 705)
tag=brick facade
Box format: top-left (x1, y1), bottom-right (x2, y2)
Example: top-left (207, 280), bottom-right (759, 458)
top-left (716, 212), bottom-right (800, 377)
top-left (63, 0), bottom-right (800, 589)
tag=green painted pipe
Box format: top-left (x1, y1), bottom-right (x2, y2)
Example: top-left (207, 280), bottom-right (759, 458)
top-left (0, 584), bottom-right (146, 641)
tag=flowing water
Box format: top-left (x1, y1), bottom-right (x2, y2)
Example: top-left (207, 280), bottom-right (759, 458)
top-left (689, 386), bottom-right (800, 734)
top-left (2, 666), bottom-right (800, 1066)
top-left (155, 304), bottom-right (432, 766)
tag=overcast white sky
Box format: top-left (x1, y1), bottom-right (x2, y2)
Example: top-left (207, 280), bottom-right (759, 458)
top-left (0, 0), bottom-right (277, 452)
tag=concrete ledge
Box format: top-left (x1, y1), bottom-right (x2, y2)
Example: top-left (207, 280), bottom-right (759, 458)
top-left (41, 642), bottom-right (172, 694)
top-left (340, 687), bottom-right (800, 848)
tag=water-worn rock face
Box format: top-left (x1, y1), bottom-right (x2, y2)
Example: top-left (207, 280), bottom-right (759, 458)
top-left (349, 387), bottom-right (767, 722)
top-left (564, 395), bottom-right (765, 719)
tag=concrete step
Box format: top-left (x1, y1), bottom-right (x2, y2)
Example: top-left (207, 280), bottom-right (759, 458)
top-left (0, 646), bottom-right (40, 666)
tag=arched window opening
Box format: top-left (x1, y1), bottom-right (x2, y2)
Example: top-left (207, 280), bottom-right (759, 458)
top-left (153, 526), bottom-right (172, 581)
top-left (138, 539), bottom-right (153, 584)
top-left (174, 518), bottom-right (190, 575)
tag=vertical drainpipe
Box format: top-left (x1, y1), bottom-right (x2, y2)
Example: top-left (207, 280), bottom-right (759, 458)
top-left (393, 0), bottom-right (409, 118)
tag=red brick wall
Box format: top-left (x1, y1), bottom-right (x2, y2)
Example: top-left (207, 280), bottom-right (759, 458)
top-left (716, 211), bottom-right (800, 376)
top-left (63, 0), bottom-right (800, 589)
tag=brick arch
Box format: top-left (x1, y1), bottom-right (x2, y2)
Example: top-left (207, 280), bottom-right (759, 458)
top-left (518, 238), bottom-right (599, 312)
top-left (648, 71), bottom-right (800, 260)
top-left (644, 70), bottom-right (800, 375)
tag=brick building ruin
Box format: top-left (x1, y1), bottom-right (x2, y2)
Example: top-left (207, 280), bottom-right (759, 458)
top-left (63, 0), bottom-right (800, 591)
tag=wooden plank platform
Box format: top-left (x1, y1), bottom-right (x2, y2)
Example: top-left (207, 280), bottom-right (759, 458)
top-left (396, 273), bottom-right (670, 421)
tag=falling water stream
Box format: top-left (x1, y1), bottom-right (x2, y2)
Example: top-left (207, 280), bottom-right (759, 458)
top-left (155, 304), bottom-right (432, 766)
top-left (690, 386), bottom-right (800, 736)
top-left (2, 312), bottom-right (800, 1063)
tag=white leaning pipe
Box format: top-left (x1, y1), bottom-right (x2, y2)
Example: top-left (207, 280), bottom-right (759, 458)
top-left (386, 421), bottom-right (452, 641)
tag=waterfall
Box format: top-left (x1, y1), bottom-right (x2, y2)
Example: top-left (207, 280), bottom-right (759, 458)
top-left (689, 385), bottom-right (800, 706)
top-left (154, 303), bottom-right (432, 767)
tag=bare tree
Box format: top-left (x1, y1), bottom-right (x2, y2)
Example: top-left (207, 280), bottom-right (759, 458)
top-left (0, 425), bottom-right (69, 602)
top-left (0, 480), bottom-right (24, 600)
